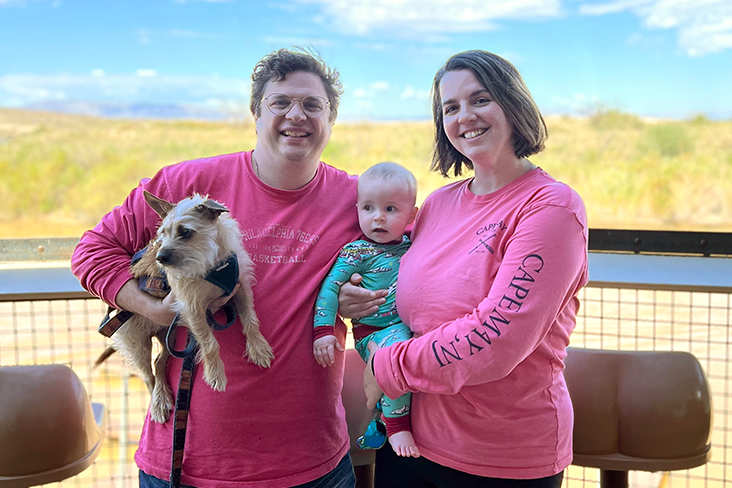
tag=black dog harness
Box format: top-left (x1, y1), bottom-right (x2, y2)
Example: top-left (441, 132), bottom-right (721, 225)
top-left (97, 248), bottom-right (240, 487)
top-left (98, 250), bottom-right (239, 338)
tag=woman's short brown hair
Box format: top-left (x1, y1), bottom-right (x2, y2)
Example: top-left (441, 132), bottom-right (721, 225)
top-left (431, 50), bottom-right (547, 177)
top-left (250, 47), bottom-right (343, 122)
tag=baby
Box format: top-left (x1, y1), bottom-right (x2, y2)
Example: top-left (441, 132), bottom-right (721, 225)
top-left (313, 162), bottom-right (420, 458)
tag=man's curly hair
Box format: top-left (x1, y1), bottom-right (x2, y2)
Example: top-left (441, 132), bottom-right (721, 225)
top-left (250, 47), bottom-right (343, 122)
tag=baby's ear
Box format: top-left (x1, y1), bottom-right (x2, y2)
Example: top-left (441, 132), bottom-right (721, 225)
top-left (408, 206), bottom-right (419, 224)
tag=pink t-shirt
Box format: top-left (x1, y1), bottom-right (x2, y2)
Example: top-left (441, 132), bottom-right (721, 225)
top-left (373, 168), bottom-right (589, 479)
top-left (72, 151), bottom-right (362, 487)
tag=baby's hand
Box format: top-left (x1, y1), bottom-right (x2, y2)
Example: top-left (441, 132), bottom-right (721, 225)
top-left (313, 335), bottom-right (344, 368)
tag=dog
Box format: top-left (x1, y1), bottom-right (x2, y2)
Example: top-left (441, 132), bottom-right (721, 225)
top-left (98, 190), bottom-right (273, 423)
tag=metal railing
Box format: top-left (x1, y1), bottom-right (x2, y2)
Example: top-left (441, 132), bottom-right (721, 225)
top-left (1, 232), bottom-right (731, 488)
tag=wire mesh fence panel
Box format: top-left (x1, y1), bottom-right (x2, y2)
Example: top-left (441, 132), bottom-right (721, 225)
top-left (0, 298), bottom-right (150, 488)
top-left (1, 287), bottom-right (730, 488)
top-left (567, 288), bottom-right (731, 488)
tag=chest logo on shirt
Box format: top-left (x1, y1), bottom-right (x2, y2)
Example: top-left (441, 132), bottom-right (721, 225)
top-left (241, 223), bottom-right (320, 264)
top-left (469, 221), bottom-right (507, 255)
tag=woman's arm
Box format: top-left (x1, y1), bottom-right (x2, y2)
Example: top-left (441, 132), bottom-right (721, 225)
top-left (372, 204), bottom-right (588, 400)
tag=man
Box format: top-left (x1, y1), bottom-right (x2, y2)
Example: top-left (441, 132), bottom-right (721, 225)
top-left (72, 48), bottom-right (370, 487)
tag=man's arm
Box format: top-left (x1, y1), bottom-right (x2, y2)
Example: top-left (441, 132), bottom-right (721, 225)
top-left (115, 280), bottom-right (177, 326)
top-left (72, 173), bottom-right (174, 316)
top-left (337, 273), bottom-right (388, 319)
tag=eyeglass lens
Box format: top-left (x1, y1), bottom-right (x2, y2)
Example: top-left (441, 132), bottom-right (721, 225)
top-left (266, 94), bottom-right (327, 117)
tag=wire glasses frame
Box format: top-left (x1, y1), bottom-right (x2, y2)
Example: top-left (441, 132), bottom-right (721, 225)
top-left (262, 93), bottom-right (330, 118)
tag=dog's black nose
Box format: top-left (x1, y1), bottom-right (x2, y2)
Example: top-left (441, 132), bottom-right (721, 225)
top-left (156, 249), bottom-right (173, 265)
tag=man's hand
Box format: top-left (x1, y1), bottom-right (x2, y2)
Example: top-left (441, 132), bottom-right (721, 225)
top-left (338, 273), bottom-right (388, 319)
top-left (313, 335), bottom-right (344, 367)
top-left (364, 341), bottom-right (385, 409)
top-left (116, 279), bottom-right (177, 327)
top-left (208, 282), bottom-right (241, 313)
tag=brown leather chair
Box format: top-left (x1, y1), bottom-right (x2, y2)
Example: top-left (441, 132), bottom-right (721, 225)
top-left (342, 349), bottom-right (377, 488)
top-left (564, 347), bottom-right (712, 488)
top-left (0, 364), bottom-right (106, 488)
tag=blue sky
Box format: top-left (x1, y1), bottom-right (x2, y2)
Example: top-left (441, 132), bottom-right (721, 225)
top-left (1, 0), bottom-right (730, 121)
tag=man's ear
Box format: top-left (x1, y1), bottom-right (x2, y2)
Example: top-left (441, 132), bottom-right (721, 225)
top-left (408, 206), bottom-right (419, 224)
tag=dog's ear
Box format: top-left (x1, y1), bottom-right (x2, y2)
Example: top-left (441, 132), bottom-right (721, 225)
top-left (143, 190), bottom-right (175, 219)
top-left (195, 199), bottom-right (230, 221)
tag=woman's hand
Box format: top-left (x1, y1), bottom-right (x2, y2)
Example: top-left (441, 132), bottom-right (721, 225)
top-left (338, 273), bottom-right (388, 319)
top-left (364, 341), bottom-right (385, 409)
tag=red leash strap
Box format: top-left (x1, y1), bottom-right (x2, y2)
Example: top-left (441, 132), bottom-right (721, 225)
top-left (170, 344), bottom-right (195, 487)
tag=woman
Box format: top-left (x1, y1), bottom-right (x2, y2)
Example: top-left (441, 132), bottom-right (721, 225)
top-left (342, 50), bottom-right (588, 487)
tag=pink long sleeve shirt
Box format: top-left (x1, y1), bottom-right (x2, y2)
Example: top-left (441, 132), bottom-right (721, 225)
top-left (72, 151), bottom-right (362, 487)
top-left (373, 168), bottom-right (589, 479)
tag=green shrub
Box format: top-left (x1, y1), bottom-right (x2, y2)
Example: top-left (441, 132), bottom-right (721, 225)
top-left (643, 123), bottom-right (693, 157)
top-left (589, 108), bottom-right (644, 131)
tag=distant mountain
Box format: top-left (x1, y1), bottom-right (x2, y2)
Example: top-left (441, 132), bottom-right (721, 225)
top-left (23, 100), bottom-right (247, 121)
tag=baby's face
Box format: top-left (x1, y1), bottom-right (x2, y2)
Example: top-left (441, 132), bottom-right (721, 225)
top-left (357, 177), bottom-right (416, 244)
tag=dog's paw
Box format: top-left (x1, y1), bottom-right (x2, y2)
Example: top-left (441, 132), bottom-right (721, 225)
top-left (203, 361), bottom-right (227, 392)
top-left (246, 340), bottom-right (274, 368)
top-left (150, 393), bottom-right (173, 424)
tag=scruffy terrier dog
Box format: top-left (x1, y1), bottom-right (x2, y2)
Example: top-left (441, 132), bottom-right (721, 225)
top-left (104, 191), bottom-right (273, 423)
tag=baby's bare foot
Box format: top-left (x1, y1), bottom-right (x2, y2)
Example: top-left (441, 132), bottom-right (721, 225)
top-left (388, 431), bottom-right (421, 458)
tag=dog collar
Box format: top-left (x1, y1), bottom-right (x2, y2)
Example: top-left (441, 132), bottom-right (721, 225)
top-left (205, 253), bottom-right (239, 297)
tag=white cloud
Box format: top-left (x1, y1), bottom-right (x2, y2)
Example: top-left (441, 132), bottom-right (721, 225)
top-left (137, 28), bottom-right (154, 44)
top-left (369, 81), bottom-right (390, 91)
top-left (135, 69), bottom-right (158, 78)
top-left (353, 99), bottom-right (374, 110)
top-left (579, 0), bottom-right (732, 56)
top-left (547, 92), bottom-right (601, 115)
top-left (400, 86), bottom-right (416, 98)
top-left (352, 81), bottom-right (390, 99)
top-left (290, 0), bottom-right (561, 35)
top-left (400, 85), bottom-right (431, 99)
top-left (0, 73), bottom-right (250, 107)
top-left (91, 69), bottom-right (105, 78)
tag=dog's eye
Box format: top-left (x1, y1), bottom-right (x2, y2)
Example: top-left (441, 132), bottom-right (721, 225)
top-left (177, 226), bottom-right (193, 239)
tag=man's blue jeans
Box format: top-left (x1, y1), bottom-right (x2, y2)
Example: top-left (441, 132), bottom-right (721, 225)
top-left (138, 452), bottom-right (356, 488)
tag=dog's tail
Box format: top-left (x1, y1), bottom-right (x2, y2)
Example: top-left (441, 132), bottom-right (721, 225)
top-left (94, 346), bottom-right (116, 368)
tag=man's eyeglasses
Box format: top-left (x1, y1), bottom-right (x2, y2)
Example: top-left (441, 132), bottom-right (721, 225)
top-left (262, 93), bottom-right (330, 118)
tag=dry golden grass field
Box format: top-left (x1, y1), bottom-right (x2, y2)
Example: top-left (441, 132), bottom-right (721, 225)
top-left (1, 109), bottom-right (731, 487)
top-left (1, 108), bottom-right (731, 238)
